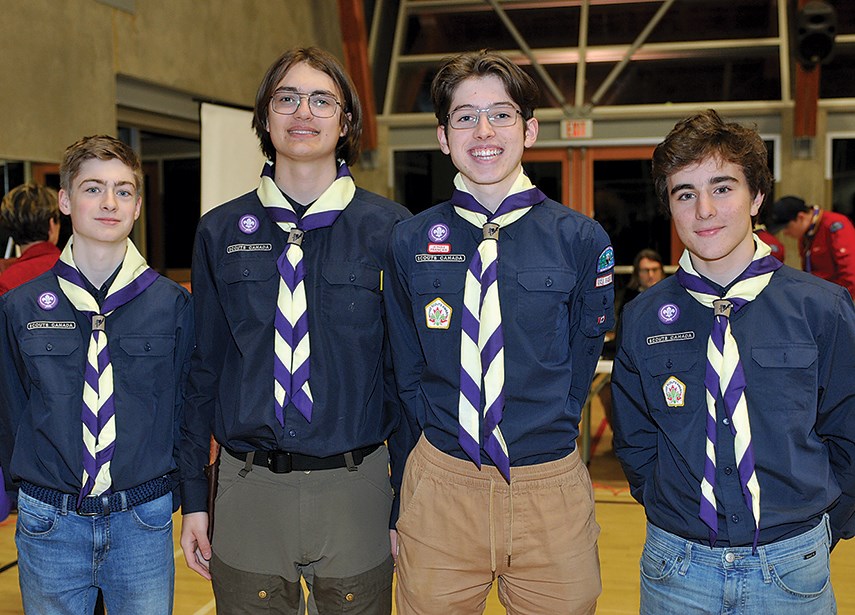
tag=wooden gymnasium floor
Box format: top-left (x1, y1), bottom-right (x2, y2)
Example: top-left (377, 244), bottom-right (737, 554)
top-left (1, 397), bottom-right (852, 614)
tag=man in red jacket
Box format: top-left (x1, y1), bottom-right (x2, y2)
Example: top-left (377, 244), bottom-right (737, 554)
top-left (0, 183), bottom-right (61, 295)
top-left (770, 195), bottom-right (855, 299)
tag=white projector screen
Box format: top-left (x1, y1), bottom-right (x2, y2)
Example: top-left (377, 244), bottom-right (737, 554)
top-left (200, 102), bottom-right (267, 215)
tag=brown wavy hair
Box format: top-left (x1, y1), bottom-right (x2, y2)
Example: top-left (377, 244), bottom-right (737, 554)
top-left (0, 183), bottom-right (59, 244)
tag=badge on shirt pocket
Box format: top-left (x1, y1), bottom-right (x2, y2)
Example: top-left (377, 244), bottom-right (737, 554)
top-left (663, 376), bottom-right (686, 408)
top-left (425, 297), bottom-right (452, 330)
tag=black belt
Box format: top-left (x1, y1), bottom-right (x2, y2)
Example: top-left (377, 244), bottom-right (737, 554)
top-left (225, 444), bottom-right (380, 473)
top-left (20, 476), bottom-right (172, 516)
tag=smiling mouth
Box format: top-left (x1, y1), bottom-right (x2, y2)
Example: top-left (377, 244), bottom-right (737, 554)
top-left (289, 128), bottom-right (319, 136)
top-left (469, 147), bottom-right (503, 161)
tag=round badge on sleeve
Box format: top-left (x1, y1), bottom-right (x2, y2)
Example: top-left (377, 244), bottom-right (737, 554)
top-left (38, 292), bottom-right (59, 311)
top-left (428, 223), bottom-right (450, 244)
top-left (658, 303), bottom-right (680, 325)
top-left (238, 214), bottom-right (260, 234)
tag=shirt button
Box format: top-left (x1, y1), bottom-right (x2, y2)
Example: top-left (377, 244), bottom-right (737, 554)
top-left (144, 342), bottom-right (152, 352)
top-left (45, 343), bottom-right (53, 351)
top-left (349, 273), bottom-right (356, 282)
top-left (725, 552), bottom-right (735, 563)
top-left (731, 514), bottom-right (740, 523)
top-left (242, 269), bottom-right (250, 277)
top-left (345, 593), bottom-right (355, 602)
top-left (258, 590), bottom-right (268, 599)
top-left (545, 277), bottom-right (553, 287)
top-left (724, 466), bottom-right (733, 475)
top-left (665, 359), bottom-right (673, 368)
top-left (723, 417), bottom-right (730, 425)
top-left (433, 279), bottom-right (441, 288)
top-left (289, 429), bottom-right (297, 437)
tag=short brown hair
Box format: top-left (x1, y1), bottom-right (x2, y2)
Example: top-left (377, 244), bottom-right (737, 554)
top-left (431, 50), bottom-right (539, 127)
top-left (59, 135), bottom-right (143, 194)
top-left (652, 109), bottom-right (772, 216)
top-left (252, 47), bottom-right (362, 166)
top-left (0, 183), bottom-right (59, 245)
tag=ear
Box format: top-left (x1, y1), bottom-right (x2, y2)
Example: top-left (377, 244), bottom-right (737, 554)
top-left (133, 195), bottom-right (142, 221)
top-left (523, 117), bottom-right (539, 148)
top-left (340, 112), bottom-right (351, 138)
top-left (749, 191), bottom-right (764, 217)
top-left (58, 189), bottom-right (72, 216)
top-left (437, 125), bottom-right (450, 155)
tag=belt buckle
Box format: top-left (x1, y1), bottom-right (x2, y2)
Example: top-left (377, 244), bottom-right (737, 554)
top-left (268, 451), bottom-right (293, 473)
top-left (77, 494), bottom-right (111, 516)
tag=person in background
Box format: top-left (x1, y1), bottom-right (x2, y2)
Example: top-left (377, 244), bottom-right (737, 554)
top-left (621, 248), bottom-right (666, 309)
top-left (612, 109), bottom-right (855, 614)
top-left (179, 47), bottom-right (410, 614)
top-left (753, 224), bottom-right (785, 262)
top-left (386, 49), bottom-right (613, 614)
top-left (0, 183), bottom-right (61, 294)
top-left (0, 135), bottom-right (194, 614)
top-left (769, 195), bottom-right (855, 297)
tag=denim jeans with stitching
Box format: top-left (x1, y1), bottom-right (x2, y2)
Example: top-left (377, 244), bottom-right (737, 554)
top-left (640, 515), bottom-right (836, 615)
top-left (16, 490), bottom-right (174, 615)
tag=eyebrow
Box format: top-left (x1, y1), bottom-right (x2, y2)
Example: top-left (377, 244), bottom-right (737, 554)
top-left (449, 101), bottom-right (516, 113)
top-left (77, 178), bottom-right (136, 188)
top-left (273, 86), bottom-right (336, 97)
top-left (669, 175), bottom-right (739, 195)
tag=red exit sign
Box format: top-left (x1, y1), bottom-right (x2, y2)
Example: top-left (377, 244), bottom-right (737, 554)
top-left (560, 118), bottom-right (593, 139)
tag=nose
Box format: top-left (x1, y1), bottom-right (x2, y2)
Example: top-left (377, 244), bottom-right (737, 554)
top-left (695, 192), bottom-right (715, 219)
top-left (473, 111), bottom-right (495, 138)
top-left (294, 96), bottom-right (313, 119)
top-left (101, 190), bottom-right (118, 211)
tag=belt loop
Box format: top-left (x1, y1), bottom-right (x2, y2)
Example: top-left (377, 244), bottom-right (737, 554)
top-left (344, 451), bottom-right (357, 472)
top-left (100, 494), bottom-right (111, 516)
top-left (678, 541), bottom-right (691, 576)
top-left (759, 546), bottom-right (771, 583)
top-left (824, 513), bottom-right (832, 545)
top-left (60, 493), bottom-right (70, 516)
top-left (239, 451), bottom-right (255, 478)
top-left (119, 491), bottom-right (129, 512)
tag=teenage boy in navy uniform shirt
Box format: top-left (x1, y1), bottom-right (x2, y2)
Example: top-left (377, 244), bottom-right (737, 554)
top-left (385, 50), bottom-right (614, 614)
top-left (0, 135), bottom-right (194, 614)
top-left (612, 110), bottom-right (855, 614)
top-left (179, 47), bottom-right (410, 614)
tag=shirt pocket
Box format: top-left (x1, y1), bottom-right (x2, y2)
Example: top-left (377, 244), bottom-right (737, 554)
top-left (116, 335), bottom-right (177, 393)
top-left (581, 287), bottom-right (615, 337)
top-left (515, 268), bottom-right (575, 333)
top-left (411, 271), bottom-right (465, 335)
top-left (750, 344), bottom-right (818, 411)
top-left (643, 350), bottom-right (702, 427)
top-left (20, 334), bottom-right (81, 394)
top-left (219, 259), bottom-right (278, 326)
top-left (321, 261), bottom-right (382, 326)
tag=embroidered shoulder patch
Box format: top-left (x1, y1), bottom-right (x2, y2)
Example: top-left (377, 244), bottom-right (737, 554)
top-left (425, 297), bottom-right (452, 329)
top-left (830, 221), bottom-right (844, 233)
top-left (597, 246), bottom-right (615, 273)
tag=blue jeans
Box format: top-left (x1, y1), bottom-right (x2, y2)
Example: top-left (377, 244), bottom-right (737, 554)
top-left (640, 516), bottom-right (836, 615)
top-left (16, 490), bottom-right (174, 614)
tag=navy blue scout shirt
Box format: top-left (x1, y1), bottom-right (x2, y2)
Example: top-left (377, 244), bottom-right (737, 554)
top-left (611, 266), bottom-right (855, 546)
top-left (385, 197), bottom-right (614, 483)
top-left (0, 271), bottom-right (194, 498)
top-left (181, 188), bottom-right (411, 515)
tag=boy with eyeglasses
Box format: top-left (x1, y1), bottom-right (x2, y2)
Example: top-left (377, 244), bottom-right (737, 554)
top-left (179, 47), bottom-right (410, 614)
top-left (0, 135), bottom-right (194, 614)
top-left (385, 49), bottom-right (614, 614)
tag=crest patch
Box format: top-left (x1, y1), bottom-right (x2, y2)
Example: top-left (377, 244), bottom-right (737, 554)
top-left (428, 223), bottom-right (450, 243)
top-left (658, 303), bottom-right (680, 324)
top-left (425, 297), bottom-right (452, 329)
top-left (663, 376), bottom-right (686, 408)
top-left (37, 292), bottom-right (59, 311)
top-left (238, 214), bottom-right (260, 234)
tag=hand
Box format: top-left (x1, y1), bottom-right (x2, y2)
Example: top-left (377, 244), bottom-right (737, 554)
top-left (180, 511), bottom-right (212, 580)
top-left (390, 529), bottom-right (399, 563)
